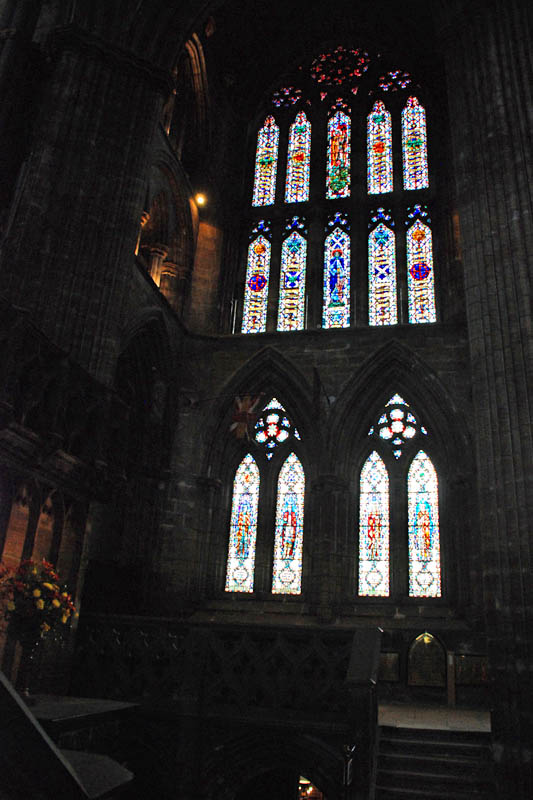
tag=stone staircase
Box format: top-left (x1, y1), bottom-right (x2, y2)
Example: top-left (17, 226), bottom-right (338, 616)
top-left (375, 725), bottom-right (495, 799)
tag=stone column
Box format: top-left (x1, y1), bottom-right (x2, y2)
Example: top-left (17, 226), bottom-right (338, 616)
top-left (0, 24), bottom-right (170, 384)
top-left (310, 475), bottom-right (349, 618)
top-left (0, 0), bottom-right (41, 217)
top-left (146, 244), bottom-right (169, 287)
top-left (440, 1), bottom-right (533, 795)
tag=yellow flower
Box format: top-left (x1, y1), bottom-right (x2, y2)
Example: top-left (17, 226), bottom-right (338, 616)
top-left (7, 601), bottom-right (15, 611)
top-left (33, 589), bottom-right (41, 598)
top-left (42, 582), bottom-right (54, 591)
top-left (41, 622), bottom-right (51, 633)
top-left (61, 614), bottom-right (68, 624)
top-left (52, 598), bottom-right (61, 608)
top-left (35, 599), bottom-right (44, 610)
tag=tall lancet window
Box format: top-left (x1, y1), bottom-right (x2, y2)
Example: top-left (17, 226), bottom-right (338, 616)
top-left (225, 454), bottom-right (260, 593)
top-left (326, 105), bottom-right (351, 199)
top-left (252, 116), bottom-right (279, 206)
top-left (359, 451), bottom-right (390, 597)
top-left (285, 111), bottom-right (311, 203)
top-left (408, 451), bottom-right (441, 597)
top-left (406, 205), bottom-right (436, 323)
top-left (402, 97), bottom-right (428, 190)
top-left (272, 453), bottom-right (305, 594)
top-left (278, 217), bottom-right (307, 331)
top-left (368, 208), bottom-right (397, 326)
top-left (242, 221), bottom-right (271, 334)
top-left (367, 101), bottom-right (393, 194)
top-left (323, 212), bottom-right (350, 328)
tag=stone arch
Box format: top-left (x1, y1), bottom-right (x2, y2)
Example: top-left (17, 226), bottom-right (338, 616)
top-left (203, 731), bottom-right (342, 800)
top-left (202, 346), bottom-right (320, 482)
top-left (329, 340), bottom-right (471, 478)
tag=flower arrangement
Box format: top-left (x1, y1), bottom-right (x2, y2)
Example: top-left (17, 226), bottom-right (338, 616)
top-left (1, 559), bottom-right (77, 642)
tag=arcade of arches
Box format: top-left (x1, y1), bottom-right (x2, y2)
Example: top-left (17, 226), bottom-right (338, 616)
top-left (0, 1), bottom-right (531, 799)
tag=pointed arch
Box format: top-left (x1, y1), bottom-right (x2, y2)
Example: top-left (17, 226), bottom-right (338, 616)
top-left (252, 116), bottom-right (279, 206)
top-left (408, 451), bottom-right (441, 597)
top-left (242, 224), bottom-right (272, 333)
top-left (358, 451), bottom-right (390, 597)
top-left (225, 454), bottom-right (260, 593)
top-left (329, 341), bottom-right (470, 476)
top-left (285, 111), bottom-right (311, 203)
top-left (272, 453), bottom-right (305, 594)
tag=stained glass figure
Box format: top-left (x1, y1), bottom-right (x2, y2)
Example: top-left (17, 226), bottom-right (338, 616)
top-left (254, 398), bottom-right (296, 459)
top-left (402, 97), bottom-right (429, 190)
top-left (323, 218), bottom-right (350, 328)
top-left (368, 209), bottom-right (397, 326)
top-left (359, 451), bottom-right (390, 597)
top-left (408, 451), bottom-right (441, 597)
top-left (367, 101), bottom-right (393, 194)
top-left (278, 219), bottom-right (307, 331)
top-left (326, 110), bottom-right (351, 198)
top-left (252, 116), bottom-right (279, 206)
top-left (272, 453), bottom-right (305, 594)
top-left (225, 455), bottom-right (260, 593)
top-left (369, 394), bottom-right (423, 458)
top-left (242, 221), bottom-right (271, 334)
top-left (407, 219), bottom-right (436, 323)
top-left (285, 111), bottom-right (311, 203)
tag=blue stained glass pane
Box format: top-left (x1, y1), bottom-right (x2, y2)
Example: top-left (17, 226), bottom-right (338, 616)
top-left (369, 223), bottom-right (397, 325)
top-left (278, 231), bottom-right (307, 331)
top-left (323, 226), bottom-right (350, 328)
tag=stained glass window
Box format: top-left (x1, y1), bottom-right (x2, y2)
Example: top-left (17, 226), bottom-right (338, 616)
top-left (359, 451), bottom-right (390, 597)
top-left (254, 398), bottom-right (299, 459)
top-left (402, 97), bottom-right (429, 190)
top-left (272, 453), bottom-right (305, 594)
top-left (272, 86), bottom-right (303, 107)
top-left (252, 116), bottom-right (279, 206)
top-left (225, 454), bottom-right (260, 593)
top-left (285, 112), bottom-right (311, 203)
top-left (367, 101), bottom-right (393, 194)
top-left (408, 451), bottom-right (441, 598)
top-left (326, 110), bottom-right (351, 198)
top-left (310, 45), bottom-right (370, 99)
top-left (378, 70), bottom-right (412, 92)
top-left (368, 394), bottom-right (427, 459)
top-left (278, 219), bottom-right (307, 331)
top-left (368, 209), bottom-right (397, 326)
top-left (406, 210), bottom-right (436, 323)
top-left (323, 214), bottom-right (350, 328)
top-left (242, 221), bottom-right (271, 334)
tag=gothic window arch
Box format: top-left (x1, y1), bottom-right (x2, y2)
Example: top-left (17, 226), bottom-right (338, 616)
top-left (358, 394), bottom-right (442, 599)
top-left (238, 46), bottom-right (439, 334)
top-left (224, 398), bottom-right (306, 595)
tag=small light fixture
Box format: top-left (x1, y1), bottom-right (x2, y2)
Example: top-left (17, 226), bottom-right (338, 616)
top-left (195, 193), bottom-right (206, 207)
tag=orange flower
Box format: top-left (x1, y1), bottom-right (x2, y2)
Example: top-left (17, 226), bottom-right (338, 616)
top-left (52, 598), bottom-right (61, 608)
top-left (42, 582), bottom-right (55, 591)
top-left (35, 599), bottom-right (44, 610)
top-left (33, 589), bottom-right (41, 598)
